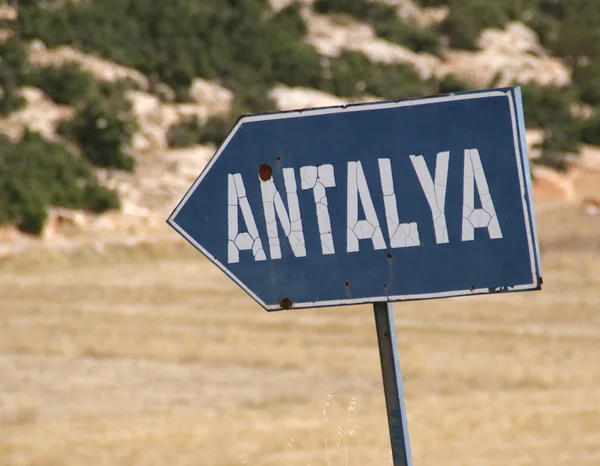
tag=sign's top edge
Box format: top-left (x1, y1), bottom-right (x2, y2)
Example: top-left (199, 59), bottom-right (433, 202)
top-left (237, 87), bottom-right (518, 124)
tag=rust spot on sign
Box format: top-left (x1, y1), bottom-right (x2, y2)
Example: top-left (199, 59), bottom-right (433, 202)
top-left (280, 297), bottom-right (293, 310)
top-left (258, 164), bottom-right (272, 181)
top-left (386, 252), bottom-right (392, 259)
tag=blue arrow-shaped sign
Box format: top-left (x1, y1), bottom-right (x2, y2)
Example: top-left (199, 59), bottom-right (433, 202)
top-left (168, 87), bottom-right (542, 311)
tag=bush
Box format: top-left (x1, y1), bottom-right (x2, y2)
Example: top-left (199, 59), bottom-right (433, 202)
top-left (520, 84), bottom-right (582, 170)
top-left (18, 0), bottom-right (318, 114)
top-left (313, 0), bottom-right (370, 17)
top-left (197, 114), bottom-right (237, 147)
top-left (167, 116), bottom-right (203, 148)
top-left (582, 109), bottom-right (600, 146)
top-left (28, 63), bottom-right (97, 105)
top-left (572, 60), bottom-right (600, 107)
top-left (319, 51), bottom-right (438, 100)
top-left (58, 82), bottom-right (137, 171)
top-left (437, 74), bottom-right (472, 94)
top-left (438, 0), bottom-right (509, 50)
top-left (0, 37), bottom-right (29, 115)
top-left (167, 109), bottom-right (245, 149)
top-left (0, 131), bottom-right (120, 235)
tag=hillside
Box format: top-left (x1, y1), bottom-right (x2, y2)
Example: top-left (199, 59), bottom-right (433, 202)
top-left (0, 0), bottom-right (599, 250)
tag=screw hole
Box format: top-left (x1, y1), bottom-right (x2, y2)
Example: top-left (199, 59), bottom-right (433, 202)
top-left (258, 164), bottom-right (272, 181)
top-left (276, 156), bottom-right (281, 161)
top-left (386, 252), bottom-right (392, 259)
top-left (345, 281), bottom-right (350, 287)
top-left (280, 297), bottom-right (293, 310)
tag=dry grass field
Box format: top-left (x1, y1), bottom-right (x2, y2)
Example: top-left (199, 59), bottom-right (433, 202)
top-left (0, 200), bottom-right (599, 466)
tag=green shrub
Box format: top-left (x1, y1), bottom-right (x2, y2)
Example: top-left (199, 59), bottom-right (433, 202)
top-left (313, 0), bottom-right (370, 17)
top-left (28, 63), bottom-right (97, 105)
top-left (374, 20), bottom-right (441, 55)
top-left (167, 116), bottom-right (203, 148)
top-left (58, 82), bottom-right (137, 171)
top-left (319, 51), bottom-right (438, 100)
top-left (437, 74), bottom-right (472, 94)
top-left (520, 84), bottom-right (582, 170)
top-left (167, 108), bottom-right (246, 149)
top-left (18, 0), bottom-right (318, 114)
top-left (572, 60), bottom-right (600, 107)
top-left (0, 131), bottom-right (120, 235)
top-left (438, 0), bottom-right (509, 50)
top-left (582, 109), bottom-right (600, 146)
top-left (0, 37), bottom-right (29, 115)
top-left (415, 0), bottom-right (447, 6)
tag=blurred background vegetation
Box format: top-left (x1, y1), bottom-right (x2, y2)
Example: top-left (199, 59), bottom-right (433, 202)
top-left (1, 0), bottom-right (600, 234)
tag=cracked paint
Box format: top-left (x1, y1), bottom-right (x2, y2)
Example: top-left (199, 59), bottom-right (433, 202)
top-left (462, 149), bottom-right (503, 241)
top-left (227, 173), bottom-right (267, 264)
top-left (347, 161), bottom-right (386, 252)
top-left (378, 158), bottom-right (420, 248)
top-left (300, 164), bottom-right (336, 255)
top-left (260, 168), bottom-right (306, 259)
top-left (410, 152), bottom-right (450, 244)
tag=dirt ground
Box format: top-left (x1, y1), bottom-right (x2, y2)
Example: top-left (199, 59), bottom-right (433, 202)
top-left (0, 200), bottom-right (599, 466)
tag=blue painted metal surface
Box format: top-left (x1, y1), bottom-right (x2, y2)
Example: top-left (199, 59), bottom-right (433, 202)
top-left (168, 87), bottom-right (542, 311)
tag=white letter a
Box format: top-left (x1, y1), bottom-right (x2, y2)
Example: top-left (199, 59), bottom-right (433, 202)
top-left (462, 149), bottom-right (503, 241)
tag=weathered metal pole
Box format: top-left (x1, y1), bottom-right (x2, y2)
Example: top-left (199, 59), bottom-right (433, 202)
top-left (373, 302), bottom-right (413, 466)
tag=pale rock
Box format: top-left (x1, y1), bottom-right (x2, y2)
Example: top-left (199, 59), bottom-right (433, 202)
top-left (0, 27), bottom-right (13, 43)
top-left (0, 117), bottom-right (23, 141)
top-left (127, 90), bottom-right (166, 152)
top-left (269, 0), bottom-right (314, 13)
top-left (154, 83), bottom-right (176, 102)
top-left (525, 129), bottom-right (544, 160)
top-left (269, 84), bottom-right (351, 111)
top-left (442, 23), bottom-right (571, 87)
top-left (128, 83), bottom-right (234, 153)
top-left (43, 208), bottom-right (88, 242)
top-left (8, 86), bottom-right (74, 139)
top-left (0, 3), bottom-right (16, 21)
top-left (579, 145), bottom-right (600, 172)
top-left (532, 166), bottom-right (577, 201)
top-left (381, 0), bottom-right (449, 28)
top-left (188, 78), bottom-right (235, 113)
top-left (28, 42), bottom-right (149, 89)
top-left (304, 9), bottom-right (442, 80)
top-left (570, 101), bottom-right (594, 120)
top-left (163, 146), bottom-right (214, 182)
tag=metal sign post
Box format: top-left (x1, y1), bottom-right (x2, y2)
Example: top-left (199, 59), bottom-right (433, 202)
top-left (374, 302), bottom-right (412, 466)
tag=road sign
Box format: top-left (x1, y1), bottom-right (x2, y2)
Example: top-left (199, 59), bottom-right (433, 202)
top-left (168, 87), bottom-right (542, 311)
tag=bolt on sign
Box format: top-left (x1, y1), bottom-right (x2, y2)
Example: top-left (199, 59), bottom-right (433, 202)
top-left (168, 88), bottom-right (542, 310)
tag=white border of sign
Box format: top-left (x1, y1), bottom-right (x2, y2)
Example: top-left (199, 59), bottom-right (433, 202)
top-left (168, 88), bottom-right (542, 311)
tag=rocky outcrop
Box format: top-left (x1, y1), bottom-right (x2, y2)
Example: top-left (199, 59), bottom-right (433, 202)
top-left (0, 3), bottom-right (16, 21)
top-left (128, 82), bottom-right (233, 153)
top-left (442, 23), bottom-right (571, 88)
top-left (0, 86), bottom-right (74, 140)
top-left (188, 78), bottom-right (235, 112)
top-left (0, 1), bottom-right (598, 251)
top-left (28, 40), bottom-right (150, 89)
top-left (304, 9), bottom-right (442, 80)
